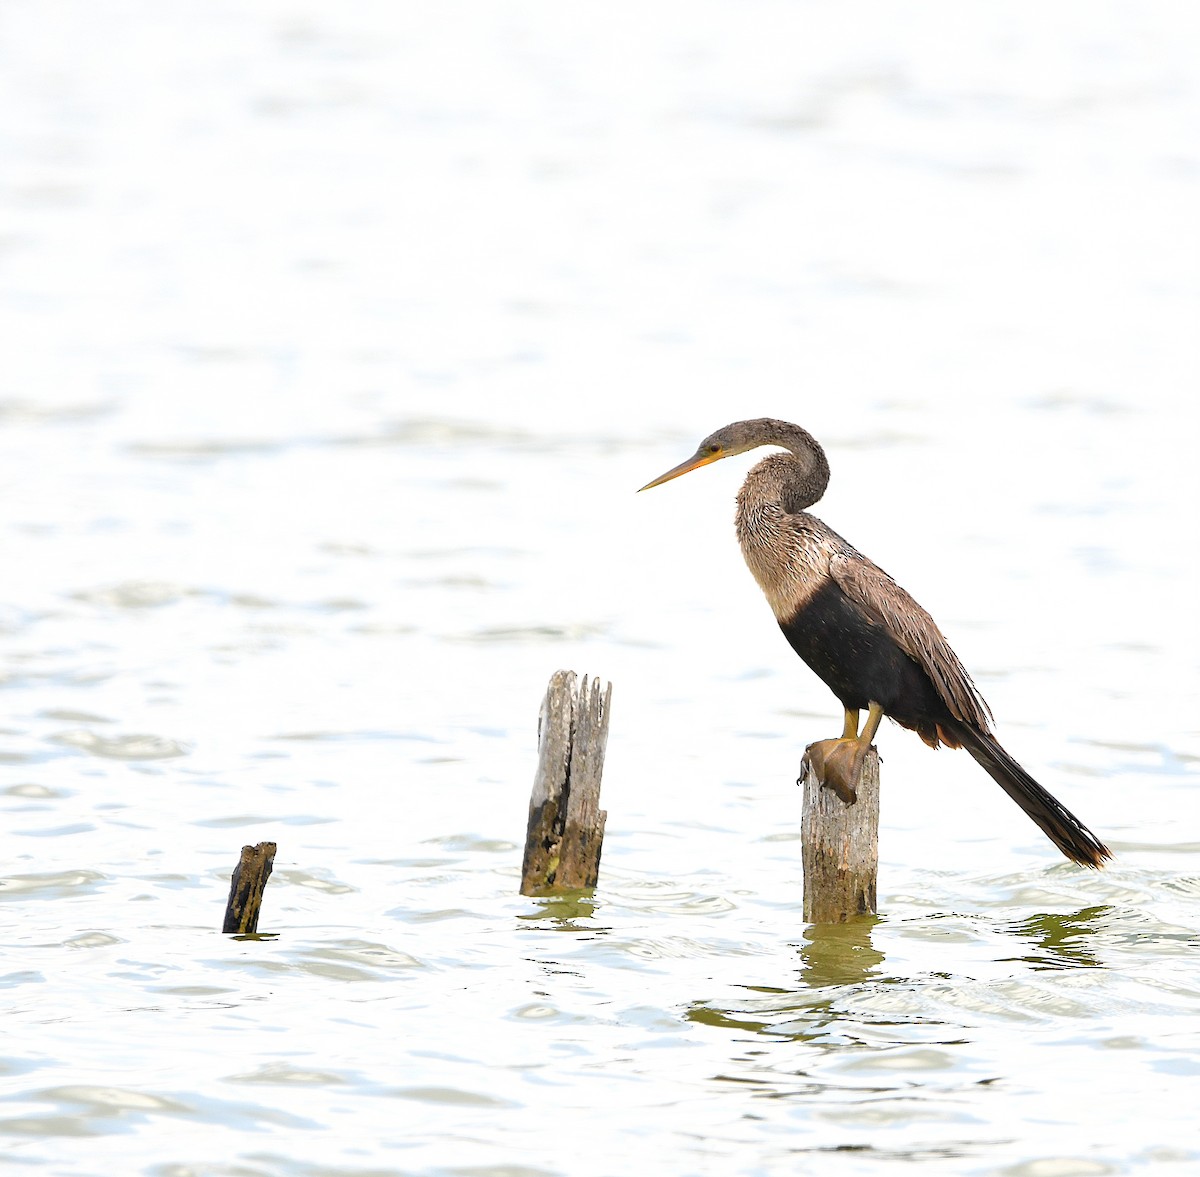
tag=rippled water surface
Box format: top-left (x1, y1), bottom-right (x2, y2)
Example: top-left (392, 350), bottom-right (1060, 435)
top-left (2, 3), bottom-right (1198, 1174)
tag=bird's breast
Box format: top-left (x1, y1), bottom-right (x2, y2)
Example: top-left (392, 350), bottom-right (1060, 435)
top-left (735, 507), bottom-right (829, 623)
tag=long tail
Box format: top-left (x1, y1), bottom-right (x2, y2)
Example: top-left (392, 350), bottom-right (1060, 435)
top-left (942, 720), bottom-right (1111, 868)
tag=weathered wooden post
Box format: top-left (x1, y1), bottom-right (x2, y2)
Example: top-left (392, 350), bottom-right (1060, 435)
top-left (800, 748), bottom-right (879, 923)
top-left (520, 670), bottom-right (611, 895)
top-left (222, 841), bottom-right (277, 933)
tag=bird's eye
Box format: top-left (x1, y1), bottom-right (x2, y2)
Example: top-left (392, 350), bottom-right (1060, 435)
top-left (707, 444), bottom-right (721, 455)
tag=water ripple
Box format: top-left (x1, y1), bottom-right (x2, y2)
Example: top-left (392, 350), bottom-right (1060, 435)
top-left (48, 730), bottom-right (190, 760)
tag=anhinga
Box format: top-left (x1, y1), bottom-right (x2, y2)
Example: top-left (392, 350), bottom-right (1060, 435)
top-left (640, 418), bottom-right (1110, 868)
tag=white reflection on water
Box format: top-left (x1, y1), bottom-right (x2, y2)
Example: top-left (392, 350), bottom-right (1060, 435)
top-left (1, 1), bottom-right (1198, 1175)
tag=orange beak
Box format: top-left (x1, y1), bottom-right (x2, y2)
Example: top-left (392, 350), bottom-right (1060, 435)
top-left (638, 448), bottom-right (725, 492)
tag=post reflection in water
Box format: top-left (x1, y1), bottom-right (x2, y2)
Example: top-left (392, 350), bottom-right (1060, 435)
top-left (798, 918), bottom-right (887, 989)
top-left (517, 891), bottom-right (607, 930)
top-left (685, 917), bottom-right (886, 1041)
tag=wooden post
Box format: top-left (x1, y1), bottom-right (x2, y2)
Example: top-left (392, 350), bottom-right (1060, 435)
top-left (520, 670), bottom-right (611, 895)
top-left (801, 748), bottom-right (879, 923)
top-left (222, 841), bottom-right (277, 933)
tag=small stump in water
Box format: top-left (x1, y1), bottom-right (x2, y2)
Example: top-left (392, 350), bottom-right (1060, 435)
top-left (520, 670), bottom-right (611, 895)
top-left (800, 748), bottom-right (879, 923)
top-left (223, 841), bottom-right (277, 934)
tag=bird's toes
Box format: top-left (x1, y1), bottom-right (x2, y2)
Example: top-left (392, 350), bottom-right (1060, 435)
top-left (803, 737), bottom-right (860, 804)
top-left (823, 761), bottom-right (859, 804)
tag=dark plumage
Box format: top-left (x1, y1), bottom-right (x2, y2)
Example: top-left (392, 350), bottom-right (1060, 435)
top-left (640, 417), bottom-right (1110, 868)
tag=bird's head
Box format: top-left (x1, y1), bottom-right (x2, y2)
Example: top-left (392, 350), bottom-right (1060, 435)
top-left (638, 419), bottom-right (794, 492)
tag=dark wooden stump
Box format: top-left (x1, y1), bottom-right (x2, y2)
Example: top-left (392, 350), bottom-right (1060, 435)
top-left (520, 670), bottom-right (610, 895)
top-left (800, 748), bottom-right (879, 923)
top-left (222, 841), bottom-right (277, 933)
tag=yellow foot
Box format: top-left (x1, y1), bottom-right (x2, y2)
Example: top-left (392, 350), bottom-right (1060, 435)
top-left (801, 736), bottom-right (866, 803)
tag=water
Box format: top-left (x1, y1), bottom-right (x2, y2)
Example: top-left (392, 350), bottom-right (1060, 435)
top-left (1, 3), bottom-right (1198, 1174)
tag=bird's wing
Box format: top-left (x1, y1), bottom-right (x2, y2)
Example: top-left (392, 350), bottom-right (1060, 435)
top-left (828, 551), bottom-right (993, 730)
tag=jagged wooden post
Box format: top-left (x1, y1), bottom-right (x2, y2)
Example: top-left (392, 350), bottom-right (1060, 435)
top-left (223, 841), bottom-right (277, 933)
top-left (801, 748), bottom-right (879, 923)
top-left (521, 670), bottom-right (610, 895)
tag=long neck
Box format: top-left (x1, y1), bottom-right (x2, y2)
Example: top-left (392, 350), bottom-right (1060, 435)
top-left (733, 428), bottom-right (832, 618)
top-left (738, 423), bottom-right (830, 516)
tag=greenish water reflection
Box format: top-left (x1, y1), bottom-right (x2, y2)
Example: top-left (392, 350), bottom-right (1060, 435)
top-left (1004, 905), bottom-right (1110, 970)
top-left (799, 918), bottom-right (887, 988)
top-left (684, 906), bottom-right (1124, 1043)
top-left (685, 917), bottom-right (885, 1040)
top-left (517, 890), bottom-right (605, 929)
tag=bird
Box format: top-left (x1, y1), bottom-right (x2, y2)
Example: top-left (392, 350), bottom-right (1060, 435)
top-left (639, 418), bottom-right (1111, 868)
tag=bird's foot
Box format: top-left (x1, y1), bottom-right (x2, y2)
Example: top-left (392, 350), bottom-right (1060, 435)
top-left (801, 736), bottom-right (866, 804)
